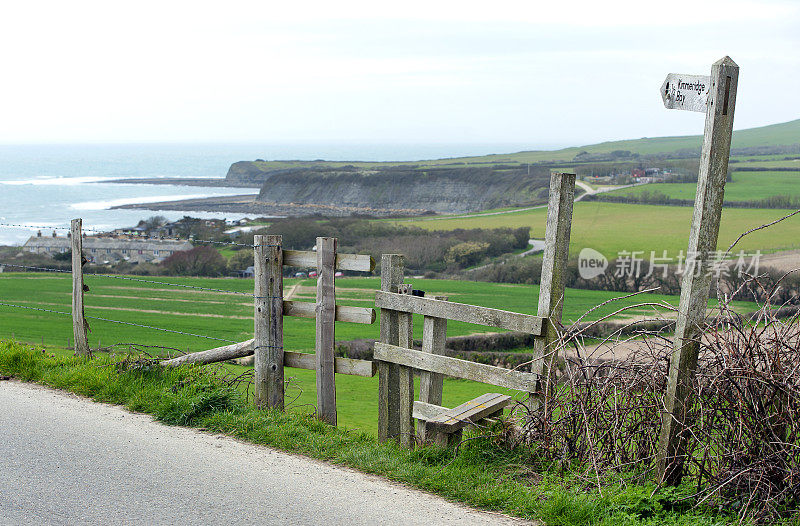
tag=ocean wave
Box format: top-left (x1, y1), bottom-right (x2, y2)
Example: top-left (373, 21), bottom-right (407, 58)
top-left (0, 176), bottom-right (113, 186)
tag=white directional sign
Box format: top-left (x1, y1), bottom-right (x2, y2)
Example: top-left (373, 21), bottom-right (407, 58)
top-left (661, 73), bottom-right (711, 112)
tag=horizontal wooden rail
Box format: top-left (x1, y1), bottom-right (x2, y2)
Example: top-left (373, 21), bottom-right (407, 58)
top-left (374, 342), bottom-right (538, 392)
top-left (374, 291), bottom-right (544, 335)
top-left (285, 350), bottom-right (376, 377)
top-left (162, 339), bottom-right (376, 377)
top-left (284, 250), bottom-right (375, 272)
top-left (283, 300), bottom-right (375, 324)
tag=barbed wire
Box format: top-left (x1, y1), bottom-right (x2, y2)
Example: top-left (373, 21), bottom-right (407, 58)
top-left (0, 301), bottom-right (237, 343)
top-left (0, 261), bottom-right (255, 296)
top-left (0, 263), bottom-right (70, 274)
top-left (85, 273), bottom-right (256, 296)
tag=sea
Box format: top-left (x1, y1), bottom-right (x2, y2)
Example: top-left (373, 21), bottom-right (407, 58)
top-left (0, 142), bottom-right (539, 245)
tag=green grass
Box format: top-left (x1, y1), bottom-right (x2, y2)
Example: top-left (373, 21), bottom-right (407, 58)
top-left (401, 201), bottom-right (800, 259)
top-left (0, 341), bottom-right (742, 526)
top-left (605, 171), bottom-right (800, 203)
top-left (0, 273), bottom-right (754, 432)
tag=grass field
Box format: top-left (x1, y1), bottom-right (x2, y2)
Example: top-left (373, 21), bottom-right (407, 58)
top-left (402, 201), bottom-right (800, 259)
top-left (604, 171), bottom-right (800, 203)
top-left (0, 272), bottom-right (754, 432)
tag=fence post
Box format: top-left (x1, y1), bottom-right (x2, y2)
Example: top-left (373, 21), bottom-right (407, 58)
top-left (315, 237), bottom-right (337, 425)
top-left (254, 234), bottom-right (284, 410)
top-left (378, 254), bottom-right (404, 442)
top-left (418, 295), bottom-right (448, 443)
top-left (397, 284), bottom-right (415, 448)
top-left (70, 218), bottom-right (90, 356)
top-left (533, 172), bottom-right (575, 401)
top-left (656, 57), bottom-right (739, 485)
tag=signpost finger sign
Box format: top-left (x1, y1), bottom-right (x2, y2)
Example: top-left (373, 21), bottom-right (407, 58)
top-left (661, 73), bottom-right (712, 113)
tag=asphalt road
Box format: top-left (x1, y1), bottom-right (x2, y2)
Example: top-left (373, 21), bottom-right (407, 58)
top-left (0, 381), bottom-right (533, 526)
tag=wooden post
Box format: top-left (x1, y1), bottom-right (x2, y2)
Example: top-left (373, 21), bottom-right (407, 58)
top-left (657, 57), bottom-right (739, 485)
top-left (378, 254), bottom-right (404, 442)
top-left (70, 218), bottom-right (90, 356)
top-left (533, 172), bottom-right (575, 399)
top-left (315, 237), bottom-right (337, 425)
top-left (418, 295), bottom-right (448, 443)
top-left (254, 234), bottom-right (284, 410)
top-left (397, 284), bottom-right (415, 448)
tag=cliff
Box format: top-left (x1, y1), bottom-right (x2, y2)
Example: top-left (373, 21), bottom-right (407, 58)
top-left (226, 164), bottom-right (552, 214)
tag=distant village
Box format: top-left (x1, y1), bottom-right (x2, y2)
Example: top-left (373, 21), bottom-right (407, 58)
top-left (583, 167), bottom-right (671, 185)
top-left (22, 217), bottom-right (250, 265)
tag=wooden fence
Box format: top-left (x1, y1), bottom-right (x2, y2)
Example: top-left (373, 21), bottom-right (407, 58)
top-left (375, 171), bottom-right (575, 446)
top-left (70, 227), bottom-right (377, 427)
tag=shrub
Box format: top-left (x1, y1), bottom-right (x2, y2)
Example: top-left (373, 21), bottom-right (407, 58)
top-left (161, 246), bottom-right (227, 276)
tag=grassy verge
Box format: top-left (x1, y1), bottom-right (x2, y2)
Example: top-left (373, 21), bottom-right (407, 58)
top-left (0, 341), bottom-right (741, 526)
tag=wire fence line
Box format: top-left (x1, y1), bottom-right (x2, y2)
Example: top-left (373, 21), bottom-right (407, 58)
top-left (0, 262), bottom-right (255, 296)
top-left (0, 301), bottom-right (239, 344)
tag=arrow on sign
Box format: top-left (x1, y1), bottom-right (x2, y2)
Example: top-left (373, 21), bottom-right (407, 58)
top-left (661, 73), bottom-right (711, 113)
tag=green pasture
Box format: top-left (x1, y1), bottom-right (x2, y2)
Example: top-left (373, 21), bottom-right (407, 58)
top-left (402, 201), bottom-right (800, 259)
top-left (0, 272), bottom-right (753, 432)
top-left (605, 170), bottom-right (800, 203)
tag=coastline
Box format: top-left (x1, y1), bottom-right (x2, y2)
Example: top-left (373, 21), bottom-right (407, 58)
top-left (111, 194), bottom-right (431, 218)
top-left (103, 177), bottom-right (251, 188)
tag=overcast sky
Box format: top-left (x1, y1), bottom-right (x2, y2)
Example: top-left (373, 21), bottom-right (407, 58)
top-left (1, 0), bottom-right (798, 147)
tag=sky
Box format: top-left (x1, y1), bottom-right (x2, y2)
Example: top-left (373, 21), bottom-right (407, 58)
top-left (1, 0), bottom-right (798, 147)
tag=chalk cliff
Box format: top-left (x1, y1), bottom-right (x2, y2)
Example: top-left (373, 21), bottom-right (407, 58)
top-left (225, 163), bottom-right (552, 214)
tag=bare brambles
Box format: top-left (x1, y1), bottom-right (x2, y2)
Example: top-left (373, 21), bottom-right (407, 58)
top-left (509, 275), bottom-right (800, 522)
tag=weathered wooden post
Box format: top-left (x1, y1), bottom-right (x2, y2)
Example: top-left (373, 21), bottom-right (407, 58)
top-left (70, 218), bottom-right (90, 356)
top-left (656, 57), bottom-right (739, 485)
top-left (418, 295), bottom-right (448, 443)
top-left (254, 234), bottom-right (284, 410)
top-left (397, 284), bottom-right (415, 448)
top-left (533, 172), bottom-right (576, 401)
top-left (315, 237), bottom-right (337, 425)
top-left (377, 254), bottom-right (404, 442)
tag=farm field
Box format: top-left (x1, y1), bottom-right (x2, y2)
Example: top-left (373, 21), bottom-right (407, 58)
top-left (0, 273), bottom-right (754, 432)
top-left (604, 170), bottom-right (800, 203)
top-left (401, 201), bottom-right (800, 259)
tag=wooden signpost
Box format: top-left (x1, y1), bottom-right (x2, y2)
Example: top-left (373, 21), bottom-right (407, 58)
top-left (656, 57), bottom-right (739, 485)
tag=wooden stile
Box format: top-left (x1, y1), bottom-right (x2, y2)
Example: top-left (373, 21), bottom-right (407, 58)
top-left (413, 393), bottom-right (511, 433)
top-left (70, 218), bottom-right (90, 356)
top-left (315, 237), bottom-right (338, 425)
top-left (378, 254), bottom-right (404, 443)
top-left (254, 234), bottom-right (284, 410)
